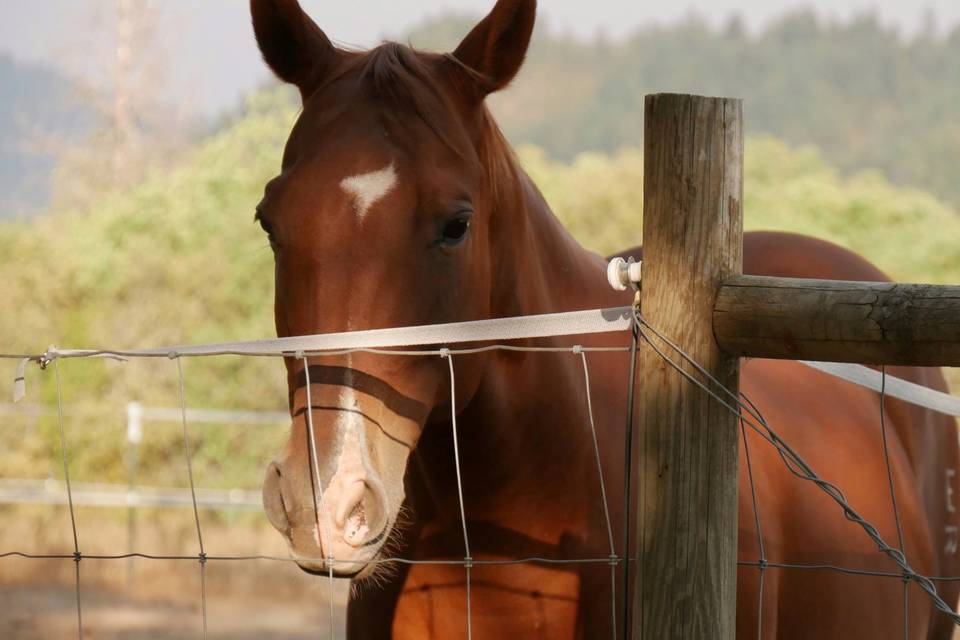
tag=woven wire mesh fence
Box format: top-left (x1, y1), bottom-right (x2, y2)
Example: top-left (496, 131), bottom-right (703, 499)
top-left (1, 331), bottom-right (632, 639)
top-left (2, 304), bottom-right (960, 639)
top-left (634, 311), bottom-right (960, 638)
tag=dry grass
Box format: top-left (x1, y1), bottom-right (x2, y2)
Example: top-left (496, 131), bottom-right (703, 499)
top-left (0, 504), bottom-right (349, 639)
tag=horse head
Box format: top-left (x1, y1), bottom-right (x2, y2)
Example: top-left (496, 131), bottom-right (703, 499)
top-left (251, 0), bottom-right (536, 579)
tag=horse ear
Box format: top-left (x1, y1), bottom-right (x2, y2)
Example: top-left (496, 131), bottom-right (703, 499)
top-left (451, 0), bottom-right (536, 96)
top-left (250, 0), bottom-right (338, 94)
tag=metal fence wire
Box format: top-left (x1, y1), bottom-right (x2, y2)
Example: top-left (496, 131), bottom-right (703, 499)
top-left (2, 304), bottom-right (959, 639)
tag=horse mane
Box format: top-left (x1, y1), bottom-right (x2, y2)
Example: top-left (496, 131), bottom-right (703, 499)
top-left (344, 42), bottom-right (523, 205)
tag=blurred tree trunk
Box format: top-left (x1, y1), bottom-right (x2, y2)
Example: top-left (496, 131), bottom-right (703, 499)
top-left (41, 0), bottom-right (189, 212)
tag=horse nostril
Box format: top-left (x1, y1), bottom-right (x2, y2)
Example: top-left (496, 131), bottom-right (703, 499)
top-left (335, 480), bottom-right (367, 528)
top-left (338, 483), bottom-right (386, 547)
top-left (262, 461), bottom-right (290, 534)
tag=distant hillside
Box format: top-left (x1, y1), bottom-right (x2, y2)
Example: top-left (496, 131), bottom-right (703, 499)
top-left (0, 54), bottom-right (89, 218)
top-left (405, 11), bottom-right (960, 209)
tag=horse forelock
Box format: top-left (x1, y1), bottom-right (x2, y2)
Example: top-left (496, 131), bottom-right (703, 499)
top-left (474, 107), bottom-right (521, 206)
top-left (322, 42), bottom-right (521, 207)
top-left (346, 43), bottom-right (466, 155)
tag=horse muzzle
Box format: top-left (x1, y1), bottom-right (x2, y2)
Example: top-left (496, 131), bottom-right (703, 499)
top-left (261, 373), bottom-right (421, 581)
top-left (262, 455), bottom-right (392, 579)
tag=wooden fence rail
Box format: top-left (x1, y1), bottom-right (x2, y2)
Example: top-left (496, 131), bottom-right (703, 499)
top-left (715, 276), bottom-right (960, 365)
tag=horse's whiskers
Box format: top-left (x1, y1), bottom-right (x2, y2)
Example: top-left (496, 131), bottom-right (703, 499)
top-left (350, 504), bottom-right (414, 593)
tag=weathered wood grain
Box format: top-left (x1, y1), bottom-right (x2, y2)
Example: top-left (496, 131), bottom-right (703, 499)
top-left (634, 93), bottom-right (742, 640)
top-left (714, 275), bottom-right (960, 365)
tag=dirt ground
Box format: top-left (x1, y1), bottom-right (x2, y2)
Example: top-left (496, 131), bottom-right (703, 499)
top-left (0, 505), bottom-right (350, 639)
top-left (0, 583), bottom-right (347, 640)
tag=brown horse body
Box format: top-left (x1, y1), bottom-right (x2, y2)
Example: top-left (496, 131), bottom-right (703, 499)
top-left (249, 1), bottom-right (960, 637)
top-left (351, 221), bottom-right (960, 640)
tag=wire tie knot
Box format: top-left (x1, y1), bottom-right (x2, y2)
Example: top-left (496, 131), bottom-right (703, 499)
top-left (757, 558), bottom-right (768, 570)
top-left (198, 552), bottom-right (207, 565)
top-left (440, 348), bottom-right (451, 359)
top-left (572, 345), bottom-right (583, 354)
top-left (295, 350), bottom-right (306, 360)
top-left (608, 554), bottom-right (619, 567)
top-left (73, 551), bottom-right (82, 563)
top-left (463, 555), bottom-right (474, 569)
top-left (167, 351), bottom-right (178, 360)
top-left (39, 346), bottom-right (59, 370)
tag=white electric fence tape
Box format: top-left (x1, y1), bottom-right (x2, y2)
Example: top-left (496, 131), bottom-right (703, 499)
top-left (801, 360), bottom-right (960, 417)
top-left (46, 306), bottom-right (634, 358)
top-left (12, 358), bottom-right (27, 403)
top-left (6, 305), bottom-right (960, 417)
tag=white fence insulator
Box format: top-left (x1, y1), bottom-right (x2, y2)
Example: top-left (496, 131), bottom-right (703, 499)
top-left (607, 257), bottom-right (642, 291)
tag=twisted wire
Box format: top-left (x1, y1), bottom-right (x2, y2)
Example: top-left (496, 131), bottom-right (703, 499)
top-left (54, 360), bottom-right (83, 639)
top-left (620, 315), bottom-right (641, 640)
top-left (0, 550), bottom-right (620, 566)
top-left (443, 351), bottom-right (473, 640)
top-left (740, 413), bottom-right (766, 639)
top-left (4, 314), bottom-right (959, 637)
top-left (577, 349), bottom-right (618, 639)
top-left (175, 357), bottom-right (208, 639)
top-left (1, 344), bottom-right (629, 363)
top-left (300, 356), bottom-right (337, 640)
top-left (877, 367), bottom-right (910, 637)
top-left (634, 308), bottom-right (960, 626)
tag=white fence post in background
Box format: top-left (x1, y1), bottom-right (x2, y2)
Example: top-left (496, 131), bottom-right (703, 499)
top-left (125, 401), bottom-right (142, 589)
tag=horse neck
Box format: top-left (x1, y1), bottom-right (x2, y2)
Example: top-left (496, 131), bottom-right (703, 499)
top-left (484, 143), bottom-right (604, 319)
top-left (445, 133), bottom-right (608, 510)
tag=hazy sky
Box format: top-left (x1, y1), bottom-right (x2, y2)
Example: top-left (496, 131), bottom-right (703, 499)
top-left (2, 0), bottom-right (958, 119)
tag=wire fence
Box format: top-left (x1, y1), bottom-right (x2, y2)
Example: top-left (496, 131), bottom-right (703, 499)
top-left (634, 309), bottom-right (960, 634)
top-left (3, 303), bottom-right (960, 639)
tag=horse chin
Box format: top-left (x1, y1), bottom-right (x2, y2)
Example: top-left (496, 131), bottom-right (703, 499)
top-left (290, 521), bottom-right (390, 581)
top-left (296, 561), bottom-right (374, 580)
top-left (293, 554), bottom-right (379, 580)
top-left (347, 561), bottom-right (379, 581)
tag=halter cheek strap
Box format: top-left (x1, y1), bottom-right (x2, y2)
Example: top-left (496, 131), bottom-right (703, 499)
top-left (294, 364), bottom-right (429, 425)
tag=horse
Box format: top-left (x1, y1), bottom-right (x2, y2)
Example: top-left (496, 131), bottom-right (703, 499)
top-left (249, 0), bottom-right (960, 636)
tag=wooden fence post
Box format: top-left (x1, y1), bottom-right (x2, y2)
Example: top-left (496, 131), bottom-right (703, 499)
top-left (634, 93), bottom-right (743, 640)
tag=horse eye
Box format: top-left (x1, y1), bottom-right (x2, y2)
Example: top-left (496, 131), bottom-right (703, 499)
top-left (441, 216), bottom-right (471, 245)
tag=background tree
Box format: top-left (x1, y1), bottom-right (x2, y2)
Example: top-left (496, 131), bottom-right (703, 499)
top-left (406, 11), bottom-right (960, 209)
top-left (45, 0), bottom-right (192, 211)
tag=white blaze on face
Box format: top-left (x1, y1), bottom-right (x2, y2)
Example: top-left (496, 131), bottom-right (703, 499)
top-left (320, 390), bottom-right (370, 546)
top-left (339, 162), bottom-right (398, 220)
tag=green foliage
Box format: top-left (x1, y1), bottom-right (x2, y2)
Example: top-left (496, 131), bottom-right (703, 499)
top-left (520, 137), bottom-right (960, 284)
top-left (407, 11), bottom-right (960, 209)
top-left (519, 145), bottom-right (646, 255)
top-left (1, 86), bottom-right (958, 494)
top-left (743, 137), bottom-right (960, 283)
top-left (0, 87), bottom-right (299, 491)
